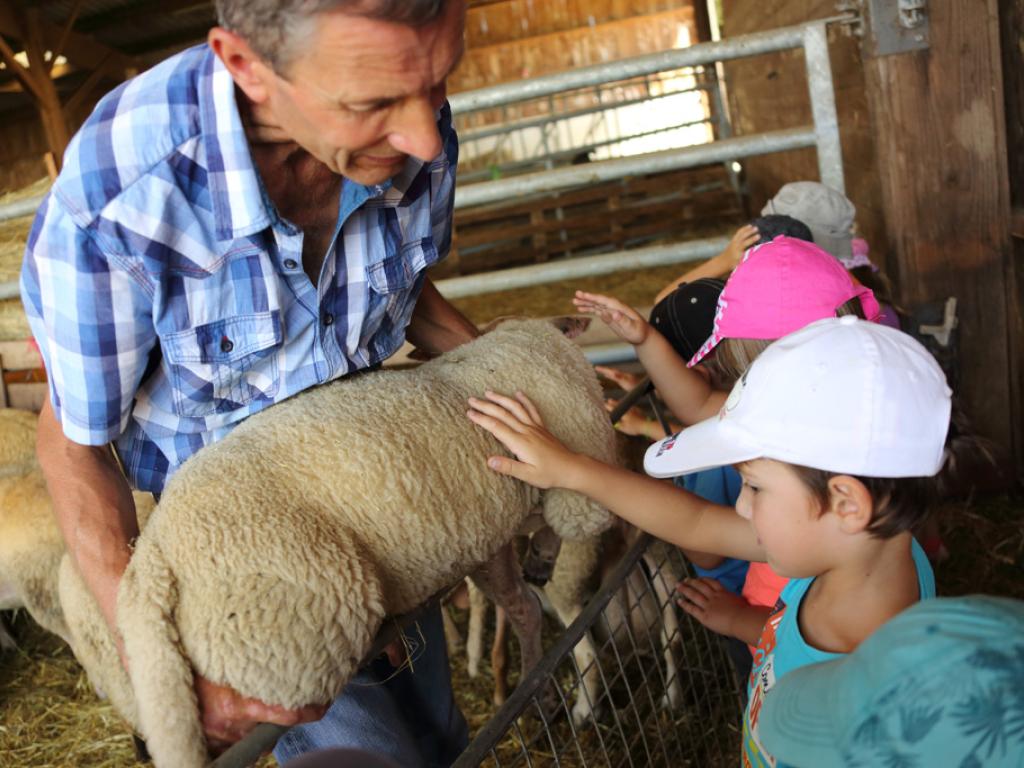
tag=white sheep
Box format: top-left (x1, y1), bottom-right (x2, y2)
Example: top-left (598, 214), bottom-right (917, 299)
top-left (0, 407), bottom-right (39, 473)
top-left (59, 318), bottom-right (616, 768)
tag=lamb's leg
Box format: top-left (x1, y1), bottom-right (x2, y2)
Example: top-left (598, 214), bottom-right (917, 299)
top-left (642, 551), bottom-right (683, 711)
top-left (546, 598), bottom-right (600, 727)
top-left (441, 602), bottom-right (464, 659)
top-left (490, 605), bottom-right (508, 706)
top-left (0, 613), bottom-right (16, 652)
top-left (466, 578), bottom-right (486, 678)
top-left (469, 542), bottom-right (547, 710)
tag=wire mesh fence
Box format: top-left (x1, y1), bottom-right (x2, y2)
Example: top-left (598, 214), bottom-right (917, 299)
top-left (453, 533), bottom-right (744, 768)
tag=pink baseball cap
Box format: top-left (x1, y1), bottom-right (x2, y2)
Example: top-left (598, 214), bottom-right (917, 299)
top-left (687, 236), bottom-right (881, 367)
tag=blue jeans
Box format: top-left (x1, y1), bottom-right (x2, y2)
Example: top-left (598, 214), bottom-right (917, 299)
top-left (273, 605), bottom-right (468, 768)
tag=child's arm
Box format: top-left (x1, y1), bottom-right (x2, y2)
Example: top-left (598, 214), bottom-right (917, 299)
top-left (467, 391), bottom-right (763, 562)
top-left (683, 551), bottom-right (727, 570)
top-left (676, 578), bottom-right (772, 646)
top-left (573, 291), bottom-right (727, 425)
top-left (653, 224), bottom-right (759, 304)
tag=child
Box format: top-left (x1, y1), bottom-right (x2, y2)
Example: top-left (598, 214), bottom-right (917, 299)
top-left (467, 315), bottom-right (949, 767)
top-left (758, 595), bottom-right (1024, 767)
top-left (577, 236), bottom-right (880, 429)
top-left (579, 237), bottom-right (881, 663)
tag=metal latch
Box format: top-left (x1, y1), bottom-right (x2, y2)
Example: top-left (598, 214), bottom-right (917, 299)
top-left (919, 297), bottom-right (958, 348)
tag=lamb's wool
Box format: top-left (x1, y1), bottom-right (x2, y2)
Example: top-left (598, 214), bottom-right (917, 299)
top-left (58, 320), bottom-right (615, 768)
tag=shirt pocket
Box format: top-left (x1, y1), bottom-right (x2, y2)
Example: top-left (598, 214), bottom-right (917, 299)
top-left (364, 237), bottom-right (439, 335)
top-left (162, 311), bottom-right (283, 418)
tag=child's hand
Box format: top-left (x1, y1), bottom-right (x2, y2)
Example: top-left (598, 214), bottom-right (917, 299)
top-left (467, 391), bottom-right (579, 489)
top-left (595, 365), bottom-right (645, 391)
top-left (605, 398), bottom-right (665, 440)
top-left (722, 224), bottom-right (760, 270)
top-left (675, 577), bottom-right (750, 638)
top-left (572, 291), bottom-right (650, 345)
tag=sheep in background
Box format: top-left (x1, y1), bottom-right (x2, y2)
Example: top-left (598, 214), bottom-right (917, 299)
top-left (60, 318), bottom-right (616, 768)
top-left (0, 436), bottom-right (156, 655)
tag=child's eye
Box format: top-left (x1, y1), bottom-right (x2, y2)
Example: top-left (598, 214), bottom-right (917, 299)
top-left (744, 481), bottom-right (760, 494)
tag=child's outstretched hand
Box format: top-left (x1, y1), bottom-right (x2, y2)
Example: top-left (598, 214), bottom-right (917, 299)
top-left (675, 577), bottom-right (751, 638)
top-left (594, 365), bottom-right (645, 391)
top-left (722, 224), bottom-right (760, 269)
top-left (572, 291), bottom-right (650, 345)
top-left (467, 391), bottom-right (579, 489)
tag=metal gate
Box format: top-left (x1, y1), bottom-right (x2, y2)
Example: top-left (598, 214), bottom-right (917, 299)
top-left (453, 534), bottom-right (744, 768)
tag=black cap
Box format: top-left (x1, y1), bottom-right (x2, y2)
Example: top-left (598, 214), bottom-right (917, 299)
top-left (649, 278), bottom-right (725, 361)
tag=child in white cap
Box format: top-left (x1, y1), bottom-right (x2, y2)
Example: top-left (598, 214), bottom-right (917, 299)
top-left (467, 316), bottom-right (953, 767)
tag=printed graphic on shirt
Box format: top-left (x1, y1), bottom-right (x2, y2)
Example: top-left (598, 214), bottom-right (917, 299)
top-left (743, 595), bottom-right (787, 768)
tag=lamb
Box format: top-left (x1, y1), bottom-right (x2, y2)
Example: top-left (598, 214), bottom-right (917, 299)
top-left (59, 318), bottom-right (617, 768)
top-left (0, 408), bottom-right (156, 653)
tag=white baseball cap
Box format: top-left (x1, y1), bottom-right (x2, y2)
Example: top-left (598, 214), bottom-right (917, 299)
top-left (645, 316), bottom-right (952, 479)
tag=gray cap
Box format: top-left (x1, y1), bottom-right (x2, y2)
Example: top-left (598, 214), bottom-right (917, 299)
top-left (760, 181), bottom-right (855, 259)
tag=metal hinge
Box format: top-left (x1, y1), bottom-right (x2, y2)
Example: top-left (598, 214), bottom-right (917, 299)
top-left (837, 0), bottom-right (930, 56)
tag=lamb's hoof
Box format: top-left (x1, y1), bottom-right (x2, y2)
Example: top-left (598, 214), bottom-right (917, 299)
top-left (132, 734), bottom-right (151, 763)
top-left (660, 684), bottom-right (683, 711)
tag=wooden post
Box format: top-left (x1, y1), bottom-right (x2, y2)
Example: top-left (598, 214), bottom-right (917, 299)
top-left (863, 0), bottom-right (1021, 474)
top-left (23, 7), bottom-right (69, 169)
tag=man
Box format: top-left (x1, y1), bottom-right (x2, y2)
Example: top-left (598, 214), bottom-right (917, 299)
top-left (21, 1), bottom-right (475, 764)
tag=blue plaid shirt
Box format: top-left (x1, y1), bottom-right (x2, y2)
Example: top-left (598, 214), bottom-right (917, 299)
top-left (21, 44), bottom-right (458, 493)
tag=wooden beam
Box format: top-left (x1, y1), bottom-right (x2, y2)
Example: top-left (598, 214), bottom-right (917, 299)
top-left (62, 53), bottom-right (112, 115)
top-left (0, 30), bottom-right (44, 103)
top-left (77, 0), bottom-right (213, 35)
top-left (47, 0), bottom-right (85, 73)
top-left (23, 7), bottom-right (69, 166)
top-left (863, 0), bottom-right (1020, 473)
top-left (0, 0), bottom-right (138, 82)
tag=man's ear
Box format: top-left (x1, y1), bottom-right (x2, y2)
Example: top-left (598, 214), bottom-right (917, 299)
top-left (826, 475), bottom-right (874, 535)
top-left (208, 27), bottom-right (272, 104)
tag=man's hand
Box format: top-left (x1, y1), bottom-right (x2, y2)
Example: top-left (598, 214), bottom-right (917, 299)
top-left (196, 674), bottom-right (327, 754)
top-left (572, 291), bottom-right (650, 346)
top-left (675, 577), bottom-right (752, 639)
top-left (722, 224), bottom-right (760, 269)
top-left (467, 391), bottom-right (581, 489)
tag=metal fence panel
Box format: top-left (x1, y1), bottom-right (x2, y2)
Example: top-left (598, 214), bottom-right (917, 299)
top-left (453, 534), bottom-right (744, 768)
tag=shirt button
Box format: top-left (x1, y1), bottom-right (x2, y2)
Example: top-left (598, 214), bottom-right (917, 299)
top-left (220, 336), bottom-right (234, 353)
top-left (323, 313), bottom-right (334, 327)
top-left (284, 258), bottom-right (298, 270)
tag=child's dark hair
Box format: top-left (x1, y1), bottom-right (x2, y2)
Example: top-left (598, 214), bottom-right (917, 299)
top-left (788, 405), bottom-right (989, 539)
top-left (752, 214), bottom-right (814, 245)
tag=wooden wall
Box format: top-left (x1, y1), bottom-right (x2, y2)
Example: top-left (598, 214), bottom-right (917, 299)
top-left (718, 0), bottom-right (888, 264)
top-left (453, 1), bottom-right (697, 103)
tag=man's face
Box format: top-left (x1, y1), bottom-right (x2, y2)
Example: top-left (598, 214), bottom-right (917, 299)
top-left (255, 1), bottom-right (465, 185)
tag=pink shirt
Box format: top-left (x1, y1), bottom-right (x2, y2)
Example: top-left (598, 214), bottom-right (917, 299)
top-left (741, 562), bottom-right (789, 654)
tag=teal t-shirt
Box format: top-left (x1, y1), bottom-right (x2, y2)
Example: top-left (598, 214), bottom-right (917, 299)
top-left (740, 538), bottom-right (935, 768)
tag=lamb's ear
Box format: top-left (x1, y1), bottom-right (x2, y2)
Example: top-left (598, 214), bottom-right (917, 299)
top-left (549, 315), bottom-right (592, 339)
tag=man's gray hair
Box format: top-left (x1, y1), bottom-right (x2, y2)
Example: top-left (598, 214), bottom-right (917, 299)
top-left (215, 0), bottom-right (448, 71)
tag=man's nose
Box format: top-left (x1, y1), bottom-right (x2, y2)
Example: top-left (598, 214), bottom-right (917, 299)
top-left (388, 97), bottom-right (442, 162)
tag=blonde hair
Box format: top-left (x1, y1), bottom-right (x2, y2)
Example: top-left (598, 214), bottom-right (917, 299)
top-left (706, 296), bottom-right (867, 387)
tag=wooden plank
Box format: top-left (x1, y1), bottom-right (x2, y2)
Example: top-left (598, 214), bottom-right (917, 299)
top-left (7, 382), bottom-right (47, 413)
top-left (863, 0), bottom-right (1019, 470)
top-left (0, 340), bottom-right (44, 371)
top-left (719, 0), bottom-right (888, 267)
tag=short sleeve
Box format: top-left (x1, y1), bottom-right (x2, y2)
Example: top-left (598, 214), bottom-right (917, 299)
top-left (20, 192), bottom-right (157, 445)
top-left (430, 101), bottom-right (459, 261)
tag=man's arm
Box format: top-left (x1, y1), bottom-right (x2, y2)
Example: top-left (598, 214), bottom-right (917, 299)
top-left (405, 277), bottom-right (479, 354)
top-left (36, 398), bottom-right (139, 663)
